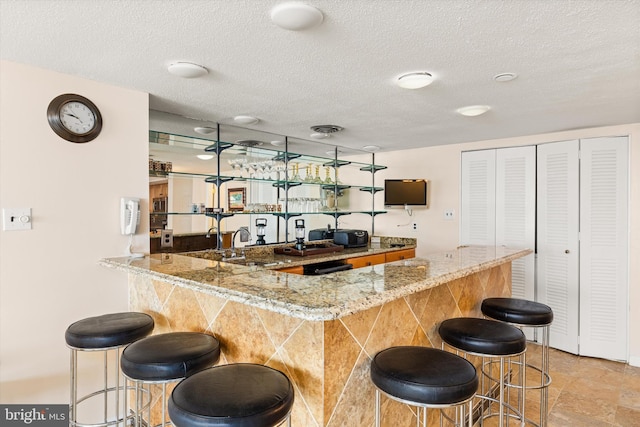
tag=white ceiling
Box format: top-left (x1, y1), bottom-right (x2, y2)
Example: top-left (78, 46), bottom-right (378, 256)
top-left (2, 0), bottom-right (639, 152)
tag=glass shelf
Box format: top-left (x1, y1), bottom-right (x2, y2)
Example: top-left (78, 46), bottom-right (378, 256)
top-left (155, 170), bottom-right (381, 192)
top-left (148, 119), bottom-right (386, 238)
top-left (159, 210), bottom-right (387, 217)
top-left (149, 130), bottom-right (384, 171)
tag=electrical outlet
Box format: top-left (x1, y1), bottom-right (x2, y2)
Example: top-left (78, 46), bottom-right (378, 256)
top-left (161, 229), bottom-right (173, 248)
top-left (412, 222), bottom-right (417, 231)
top-left (444, 209), bottom-right (455, 221)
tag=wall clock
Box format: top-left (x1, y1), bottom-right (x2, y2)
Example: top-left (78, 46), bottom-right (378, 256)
top-left (47, 93), bottom-right (103, 143)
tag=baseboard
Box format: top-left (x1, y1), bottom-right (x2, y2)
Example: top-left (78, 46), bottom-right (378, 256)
top-left (628, 355), bottom-right (640, 367)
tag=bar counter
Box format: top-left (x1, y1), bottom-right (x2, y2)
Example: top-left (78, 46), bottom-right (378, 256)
top-left (100, 245), bottom-right (530, 426)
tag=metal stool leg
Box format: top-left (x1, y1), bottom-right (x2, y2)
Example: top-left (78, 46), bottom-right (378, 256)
top-left (70, 346), bottom-right (125, 427)
top-left (540, 325), bottom-right (550, 427)
top-left (70, 349), bottom-right (77, 426)
top-left (375, 389), bottom-right (381, 427)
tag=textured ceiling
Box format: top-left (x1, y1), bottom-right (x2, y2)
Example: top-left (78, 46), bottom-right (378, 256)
top-left (1, 0), bottom-right (639, 152)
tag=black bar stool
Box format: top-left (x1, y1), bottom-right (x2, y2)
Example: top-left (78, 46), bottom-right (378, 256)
top-left (439, 317), bottom-right (526, 427)
top-left (168, 364), bottom-right (294, 427)
top-left (481, 297), bottom-right (553, 427)
top-left (120, 332), bottom-right (221, 427)
top-left (65, 312), bottom-right (154, 427)
top-left (370, 346), bottom-right (478, 426)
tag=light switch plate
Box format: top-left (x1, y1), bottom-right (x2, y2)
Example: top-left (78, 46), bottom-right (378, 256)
top-left (2, 208), bottom-right (32, 231)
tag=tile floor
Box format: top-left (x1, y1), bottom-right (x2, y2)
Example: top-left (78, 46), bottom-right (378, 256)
top-left (528, 343), bottom-right (640, 427)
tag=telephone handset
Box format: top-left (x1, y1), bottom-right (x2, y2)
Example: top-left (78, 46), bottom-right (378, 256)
top-left (120, 197), bottom-right (140, 235)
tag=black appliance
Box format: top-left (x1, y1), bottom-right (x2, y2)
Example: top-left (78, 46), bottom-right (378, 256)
top-left (303, 260), bottom-right (353, 275)
top-left (308, 225), bottom-right (336, 241)
top-left (333, 229), bottom-right (368, 248)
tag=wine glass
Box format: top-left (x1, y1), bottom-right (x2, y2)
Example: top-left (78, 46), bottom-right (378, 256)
top-left (263, 160), bottom-right (275, 180)
top-left (291, 163), bottom-right (302, 182)
top-left (274, 161), bottom-right (286, 181)
top-left (238, 158), bottom-right (250, 178)
top-left (324, 166), bottom-right (333, 184)
top-left (313, 165), bottom-right (323, 183)
top-left (304, 165), bottom-right (314, 183)
top-left (227, 159), bottom-right (240, 176)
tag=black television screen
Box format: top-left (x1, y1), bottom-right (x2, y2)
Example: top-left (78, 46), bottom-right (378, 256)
top-left (384, 179), bottom-right (428, 206)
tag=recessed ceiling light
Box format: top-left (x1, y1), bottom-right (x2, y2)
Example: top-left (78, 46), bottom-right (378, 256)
top-left (311, 132), bottom-right (330, 139)
top-left (326, 149), bottom-right (342, 156)
top-left (271, 140), bottom-right (285, 146)
top-left (167, 62), bottom-right (208, 78)
top-left (494, 72), bottom-right (518, 82)
top-left (456, 105), bottom-right (491, 117)
top-left (270, 2), bottom-right (324, 31)
top-left (362, 145), bottom-right (380, 152)
top-left (396, 72), bottom-right (434, 89)
top-left (197, 154), bottom-right (214, 160)
top-left (194, 126), bottom-right (216, 134)
top-left (233, 115), bottom-right (259, 125)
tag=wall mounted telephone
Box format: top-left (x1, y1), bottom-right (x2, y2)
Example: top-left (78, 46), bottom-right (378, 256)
top-left (120, 197), bottom-right (140, 235)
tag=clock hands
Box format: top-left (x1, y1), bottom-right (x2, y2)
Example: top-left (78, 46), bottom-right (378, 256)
top-left (64, 112), bottom-right (84, 124)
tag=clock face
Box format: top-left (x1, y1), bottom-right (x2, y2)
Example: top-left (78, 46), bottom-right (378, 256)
top-left (60, 101), bottom-right (97, 135)
top-left (47, 94), bottom-right (102, 143)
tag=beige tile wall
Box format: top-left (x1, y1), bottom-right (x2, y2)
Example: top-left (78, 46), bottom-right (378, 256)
top-left (129, 262), bottom-right (511, 426)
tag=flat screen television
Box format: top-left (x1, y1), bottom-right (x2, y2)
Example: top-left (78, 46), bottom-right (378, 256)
top-left (384, 179), bottom-right (428, 206)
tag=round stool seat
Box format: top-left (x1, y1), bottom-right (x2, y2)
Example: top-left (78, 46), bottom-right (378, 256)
top-left (371, 346), bottom-right (478, 405)
top-left (121, 332), bottom-right (220, 381)
top-left (482, 297), bottom-right (553, 326)
top-left (168, 364), bottom-right (294, 427)
top-left (439, 317), bottom-right (526, 356)
top-left (65, 312), bottom-right (154, 349)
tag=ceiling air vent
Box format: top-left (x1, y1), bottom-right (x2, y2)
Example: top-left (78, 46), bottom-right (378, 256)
top-left (310, 125), bottom-right (343, 134)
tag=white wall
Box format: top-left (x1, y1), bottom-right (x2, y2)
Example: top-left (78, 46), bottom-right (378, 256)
top-left (373, 123), bottom-right (640, 364)
top-left (0, 61), bottom-right (149, 402)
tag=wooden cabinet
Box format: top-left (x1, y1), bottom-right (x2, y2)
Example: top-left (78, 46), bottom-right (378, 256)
top-left (276, 249), bottom-right (415, 274)
top-left (345, 254), bottom-right (386, 269)
top-left (276, 265), bottom-right (304, 275)
top-left (347, 249), bottom-right (414, 269)
top-left (385, 248), bottom-right (415, 263)
top-left (149, 182), bottom-right (168, 200)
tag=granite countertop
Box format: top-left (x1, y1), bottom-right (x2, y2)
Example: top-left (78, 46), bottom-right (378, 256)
top-left (100, 245), bottom-right (531, 321)
top-left (179, 239), bottom-right (416, 268)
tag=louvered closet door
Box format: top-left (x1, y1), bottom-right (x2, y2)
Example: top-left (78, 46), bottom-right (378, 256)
top-left (461, 150), bottom-right (496, 246)
top-left (537, 140), bottom-right (580, 354)
top-left (579, 137), bottom-right (628, 360)
top-left (496, 146), bottom-right (536, 301)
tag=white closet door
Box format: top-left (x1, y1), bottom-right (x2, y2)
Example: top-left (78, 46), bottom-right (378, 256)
top-left (496, 146), bottom-right (536, 301)
top-left (537, 140), bottom-right (580, 354)
top-left (461, 150), bottom-right (496, 246)
top-left (579, 137), bottom-right (628, 360)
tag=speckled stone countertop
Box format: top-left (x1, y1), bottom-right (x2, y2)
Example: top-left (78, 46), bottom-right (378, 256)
top-left (179, 237), bottom-right (416, 267)
top-left (100, 245), bottom-right (530, 321)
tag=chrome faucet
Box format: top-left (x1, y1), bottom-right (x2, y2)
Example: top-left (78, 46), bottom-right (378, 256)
top-left (205, 227), bottom-right (217, 238)
top-left (230, 227), bottom-right (251, 257)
